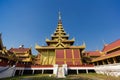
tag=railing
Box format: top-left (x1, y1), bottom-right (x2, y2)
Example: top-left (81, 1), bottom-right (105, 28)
top-left (68, 64), bottom-right (94, 67)
top-left (16, 63), bottom-right (53, 68)
top-left (0, 62), bottom-right (9, 67)
top-left (31, 65), bottom-right (53, 68)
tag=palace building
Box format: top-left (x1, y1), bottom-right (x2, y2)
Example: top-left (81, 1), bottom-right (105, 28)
top-left (91, 39), bottom-right (120, 77)
top-left (9, 45), bottom-right (32, 64)
top-left (82, 50), bottom-right (101, 63)
top-left (92, 39), bottom-right (120, 65)
top-left (35, 12), bottom-right (85, 66)
top-left (0, 12), bottom-right (120, 78)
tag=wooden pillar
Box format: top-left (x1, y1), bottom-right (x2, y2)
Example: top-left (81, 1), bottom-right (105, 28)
top-left (78, 49), bottom-right (82, 65)
top-left (19, 70), bottom-right (21, 75)
top-left (64, 49), bottom-right (66, 64)
top-left (77, 69), bottom-right (79, 74)
top-left (107, 59), bottom-right (110, 64)
top-left (42, 70), bottom-right (44, 74)
top-left (97, 62), bottom-right (99, 66)
top-left (47, 50), bottom-right (49, 65)
top-left (86, 69), bottom-right (88, 74)
top-left (72, 49), bottom-right (75, 65)
top-left (113, 57), bottom-right (117, 63)
top-left (55, 49), bottom-right (56, 64)
top-left (102, 60), bottom-right (105, 65)
top-left (21, 70), bottom-right (24, 75)
top-left (32, 70), bottom-right (34, 74)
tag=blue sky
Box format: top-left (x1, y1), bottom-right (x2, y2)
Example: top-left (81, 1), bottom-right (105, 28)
top-left (0, 0), bottom-right (120, 54)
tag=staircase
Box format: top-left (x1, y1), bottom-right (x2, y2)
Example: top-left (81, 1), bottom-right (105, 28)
top-left (57, 66), bottom-right (65, 78)
top-left (0, 65), bottom-right (15, 79)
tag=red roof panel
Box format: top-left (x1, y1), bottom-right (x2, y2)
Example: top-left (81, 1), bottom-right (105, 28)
top-left (86, 51), bottom-right (101, 56)
top-left (102, 39), bottom-right (120, 52)
top-left (92, 50), bottom-right (120, 62)
top-left (9, 48), bottom-right (30, 53)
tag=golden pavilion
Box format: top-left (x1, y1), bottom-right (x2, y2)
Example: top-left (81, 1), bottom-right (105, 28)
top-left (35, 12), bottom-right (85, 65)
top-left (9, 45), bottom-right (32, 64)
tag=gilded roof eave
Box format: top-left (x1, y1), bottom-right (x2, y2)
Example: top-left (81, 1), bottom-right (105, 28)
top-left (46, 40), bottom-right (75, 43)
top-left (45, 38), bottom-right (75, 45)
top-left (92, 52), bottom-right (120, 62)
top-left (35, 44), bottom-right (85, 50)
top-left (51, 35), bottom-right (69, 37)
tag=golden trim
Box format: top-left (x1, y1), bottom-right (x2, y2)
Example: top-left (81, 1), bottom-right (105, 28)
top-left (47, 49), bottom-right (49, 65)
top-left (55, 49), bottom-right (56, 64)
top-left (72, 49), bottom-right (75, 65)
top-left (92, 53), bottom-right (120, 62)
top-left (78, 49), bottom-right (82, 65)
top-left (41, 52), bottom-right (43, 65)
top-left (64, 49), bottom-right (66, 64)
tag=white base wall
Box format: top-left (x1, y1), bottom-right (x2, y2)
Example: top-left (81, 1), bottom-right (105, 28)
top-left (95, 63), bottom-right (120, 77)
top-left (0, 65), bottom-right (15, 79)
top-left (53, 64), bottom-right (58, 75)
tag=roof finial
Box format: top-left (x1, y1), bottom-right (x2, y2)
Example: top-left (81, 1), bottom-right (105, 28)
top-left (102, 39), bottom-right (107, 46)
top-left (58, 11), bottom-right (61, 20)
top-left (83, 41), bottom-right (86, 47)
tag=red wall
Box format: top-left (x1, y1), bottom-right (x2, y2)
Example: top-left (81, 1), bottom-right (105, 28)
top-left (55, 49), bottom-right (82, 65)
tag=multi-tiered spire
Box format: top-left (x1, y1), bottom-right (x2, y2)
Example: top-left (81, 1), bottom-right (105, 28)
top-left (46, 12), bottom-right (74, 48)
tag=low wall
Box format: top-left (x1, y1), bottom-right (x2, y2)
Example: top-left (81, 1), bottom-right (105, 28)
top-left (94, 63), bottom-right (120, 77)
top-left (0, 65), bottom-right (15, 79)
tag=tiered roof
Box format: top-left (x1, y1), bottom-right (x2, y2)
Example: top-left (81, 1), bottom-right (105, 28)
top-left (9, 46), bottom-right (32, 62)
top-left (45, 12), bottom-right (74, 48)
top-left (9, 47), bottom-right (31, 53)
top-left (35, 12), bottom-right (85, 49)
